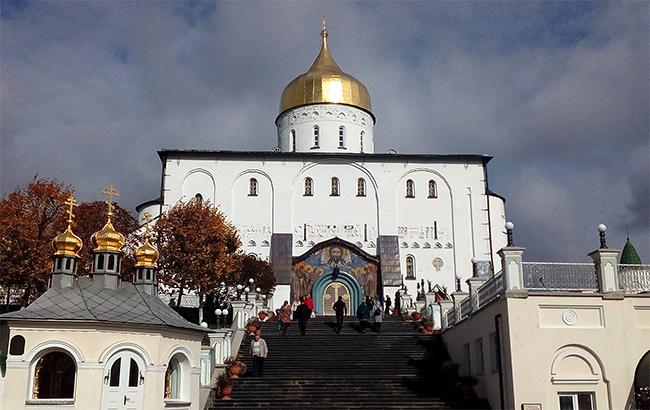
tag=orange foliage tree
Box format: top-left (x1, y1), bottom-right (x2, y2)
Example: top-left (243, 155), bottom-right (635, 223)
top-left (0, 178), bottom-right (72, 305)
top-left (235, 253), bottom-right (276, 295)
top-left (74, 201), bottom-right (140, 279)
top-left (155, 200), bottom-right (243, 323)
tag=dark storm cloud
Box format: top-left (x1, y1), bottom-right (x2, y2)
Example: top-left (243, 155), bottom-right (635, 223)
top-left (1, 1), bottom-right (648, 262)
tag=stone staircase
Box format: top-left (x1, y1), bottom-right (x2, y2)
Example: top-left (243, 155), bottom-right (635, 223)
top-left (211, 316), bottom-right (488, 409)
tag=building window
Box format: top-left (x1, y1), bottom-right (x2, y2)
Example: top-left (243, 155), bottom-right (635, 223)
top-left (313, 125), bottom-right (320, 148)
top-left (405, 256), bottom-right (415, 279)
top-left (360, 131), bottom-right (364, 153)
top-left (331, 177), bottom-right (340, 196)
top-left (406, 180), bottom-right (415, 198)
top-left (338, 126), bottom-right (345, 148)
top-left (9, 335), bottom-right (25, 355)
top-left (558, 393), bottom-right (595, 410)
top-left (291, 129), bottom-right (296, 152)
top-left (474, 338), bottom-right (484, 375)
top-left (357, 178), bottom-right (366, 197)
top-left (489, 332), bottom-right (499, 373)
top-left (108, 255), bottom-right (115, 271)
top-left (304, 178), bottom-right (313, 196)
top-left (428, 180), bottom-right (437, 198)
top-left (249, 178), bottom-right (258, 196)
top-left (97, 254), bottom-right (105, 270)
top-left (164, 357), bottom-right (181, 399)
top-left (194, 193), bottom-right (203, 204)
top-left (32, 351), bottom-right (76, 399)
top-left (462, 343), bottom-right (471, 376)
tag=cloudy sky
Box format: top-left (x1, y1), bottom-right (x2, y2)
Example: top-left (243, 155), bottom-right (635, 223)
top-left (1, 1), bottom-right (648, 262)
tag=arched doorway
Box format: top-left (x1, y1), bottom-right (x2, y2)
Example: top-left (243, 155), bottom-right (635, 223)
top-left (312, 269), bottom-right (363, 315)
top-left (101, 351), bottom-right (145, 410)
top-left (322, 282), bottom-right (351, 315)
top-left (635, 350), bottom-right (650, 409)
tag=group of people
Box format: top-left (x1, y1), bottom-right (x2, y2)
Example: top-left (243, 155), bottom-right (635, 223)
top-left (279, 295), bottom-right (314, 336)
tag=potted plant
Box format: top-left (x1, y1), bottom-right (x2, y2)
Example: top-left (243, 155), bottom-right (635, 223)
top-left (411, 311), bottom-right (423, 321)
top-left (224, 357), bottom-right (247, 379)
top-left (217, 372), bottom-right (233, 400)
top-left (258, 311), bottom-right (268, 321)
top-left (422, 320), bottom-right (434, 333)
top-left (246, 318), bottom-right (261, 334)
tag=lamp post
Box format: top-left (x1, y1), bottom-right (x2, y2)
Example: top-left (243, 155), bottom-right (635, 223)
top-left (505, 221), bottom-right (515, 247)
top-left (598, 224), bottom-right (607, 249)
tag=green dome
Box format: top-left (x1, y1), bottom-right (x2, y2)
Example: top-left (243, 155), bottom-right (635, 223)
top-left (620, 238), bottom-right (642, 265)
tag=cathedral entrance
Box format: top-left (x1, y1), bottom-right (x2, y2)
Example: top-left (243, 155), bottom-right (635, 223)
top-left (322, 282), bottom-right (350, 315)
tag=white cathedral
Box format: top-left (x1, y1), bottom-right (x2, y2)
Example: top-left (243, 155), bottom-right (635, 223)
top-left (138, 27), bottom-right (507, 313)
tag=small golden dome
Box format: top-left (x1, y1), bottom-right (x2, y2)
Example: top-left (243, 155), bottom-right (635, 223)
top-left (279, 28), bottom-right (372, 117)
top-left (92, 219), bottom-right (125, 252)
top-left (135, 237), bottom-right (159, 267)
top-left (53, 227), bottom-right (83, 257)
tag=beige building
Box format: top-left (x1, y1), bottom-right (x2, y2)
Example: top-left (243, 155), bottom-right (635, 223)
top-left (439, 224), bottom-right (650, 410)
top-left (0, 193), bottom-right (206, 410)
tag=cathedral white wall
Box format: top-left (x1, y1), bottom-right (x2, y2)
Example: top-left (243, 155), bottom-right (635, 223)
top-left (158, 155), bottom-right (505, 294)
top-left (276, 104), bottom-right (374, 153)
top-left (489, 195), bottom-right (507, 267)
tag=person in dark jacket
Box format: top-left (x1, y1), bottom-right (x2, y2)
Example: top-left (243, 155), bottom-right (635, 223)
top-left (332, 296), bottom-right (347, 334)
top-left (295, 297), bottom-right (312, 336)
top-left (384, 295), bottom-right (392, 316)
top-left (356, 301), bottom-right (370, 333)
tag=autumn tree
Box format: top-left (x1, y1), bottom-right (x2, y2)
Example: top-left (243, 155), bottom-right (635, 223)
top-left (74, 201), bottom-right (140, 279)
top-left (0, 178), bottom-right (72, 305)
top-left (155, 200), bottom-right (242, 323)
top-left (235, 253), bottom-right (276, 295)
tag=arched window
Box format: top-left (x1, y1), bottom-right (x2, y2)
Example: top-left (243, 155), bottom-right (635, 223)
top-left (97, 254), bottom-right (105, 270)
top-left (331, 177), bottom-right (340, 196)
top-left (194, 193), bottom-right (203, 204)
top-left (313, 125), bottom-right (320, 148)
top-left (108, 255), bottom-right (115, 271)
top-left (9, 335), bottom-right (25, 355)
top-left (304, 178), bottom-right (313, 196)
top-left (290, 129), bottom-right (296, 152)
top-left (406, 180), bottom-right (415, 198)
top-left (32, 351), bottom-right (76, 399)
top-left (56, 258), bottom-right (62, 270)
top-left (164, 353), bottom-right (189, 401)
top-left (357, 178), bottom-right (366, 197)
top-left (338, 126), bottom-right (345, 148)
top-left (405, 256), bottom-right (415, 279)
top-left (360, 131), bottom-right (365, 153)
top-left (428, 180), bottom-right (438, 198)
top-left (249, 178), bottom-right (258, 196)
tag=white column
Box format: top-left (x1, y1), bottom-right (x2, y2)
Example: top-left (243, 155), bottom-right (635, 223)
top-left (589, 248), bottom-right (621, 293)
top-left (498, 246), bottom-right (526, 293)
top-left (467, 276), bottom-right (487, 312)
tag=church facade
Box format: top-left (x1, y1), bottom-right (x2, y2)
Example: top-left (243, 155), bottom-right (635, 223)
top-left (138, 27), bottom-right (507, 310)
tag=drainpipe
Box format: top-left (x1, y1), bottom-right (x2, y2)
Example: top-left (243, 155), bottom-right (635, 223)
top-left (494, 314), bottom-right (505, 410)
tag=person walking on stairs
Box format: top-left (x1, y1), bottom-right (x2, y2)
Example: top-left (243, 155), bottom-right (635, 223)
top-left (384, 295), bottom-right (392, 316)
top-left (250, 332), bottom-right (268, 377)
top-left (304, 294), bottom-right (315, 317)
top-left (279, 300), bottom-right (292, 336)
top-left (332, 296), bottom-right (347, 334)
top-left (372, 299), bottom-right (383, 332)
top-left (295, 297), bottom-right (312, 336)
top-left (291, 297), bottom-right (300, 320)
top-left (356, 301), bottom-right (370, 333)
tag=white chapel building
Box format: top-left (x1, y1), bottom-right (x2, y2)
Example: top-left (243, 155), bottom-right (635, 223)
top-left (138, 27), bottom-right (508, 313)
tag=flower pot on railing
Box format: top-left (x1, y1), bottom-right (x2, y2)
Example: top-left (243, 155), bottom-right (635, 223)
top-left (220, 383), bottom-right (233, 400)
top-left (258, 311), bottom-right (268, 321)
top-left (224, 357), bottom-right (247, 379)
top-left (411, 311), bottom-right (423, 321)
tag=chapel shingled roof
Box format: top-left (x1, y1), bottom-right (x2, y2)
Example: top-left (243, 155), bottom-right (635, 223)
top-left (0, 276), bottom-right (206, 333)
top-left (620, 238), bottom-right (643, 265)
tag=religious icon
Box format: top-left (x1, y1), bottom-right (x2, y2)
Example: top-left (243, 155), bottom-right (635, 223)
top-left (321, 246), bottom-right (350, 268)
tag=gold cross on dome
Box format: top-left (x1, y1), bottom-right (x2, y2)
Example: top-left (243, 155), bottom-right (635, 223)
top-left (102, 185), bottom-right (119, 217)
top-left (64, 195), bottom-right (78, 224)
top-left (143, 211), bottom-right (153, 236)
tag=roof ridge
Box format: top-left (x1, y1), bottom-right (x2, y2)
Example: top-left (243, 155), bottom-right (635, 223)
top-left (76, 279), bottom-right (99, 321)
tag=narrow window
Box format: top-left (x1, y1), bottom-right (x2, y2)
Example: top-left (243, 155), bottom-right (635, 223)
top-left (109, 358), bottom-right (121, 387)
top-left (489, 332), bottom-right (499, 373)
top-left (406, 180), bottom-right (415, 198)
top-left (405, 256), bottom-right (415, 279)
top-left (428, 180), bottom-right (437, 198)
top-left (108, 254), bottom-right (115, 271)
top-left (331, 177), bottom-right (340, 196)
top-left (128, 358), bottom-right (139, 387)
top-left (194, 193), bottom-right (203, 204)
top-left (146, 270), bottom-right (151, 281)
top-left (65, 259), bottom-right (71, 270)
top-left (249, 178), bottom-right (258, 196)
top-left (360, 131), bottom-right (364, 153)
top-left (357, 178), bottom-right (366, 197)
top-left (462, 343), bottom-right (471, 376)
top-left (313, 125), bottom-right (320, 147)
top-left (338, 126), bottom-right (345, 148)
top-left (32, 351), bottom-right (76, 399)
top-left (434, 221), bottom-right (438, 240)
top-left (56, 258), bottom-right (62, 270)
top-left (97, 254), bottom-right (105, 270)
top-left (164, 357), bottom-right (181, 399)
top-left (474, 338), bottom-right (484, 375)
top-left (9, 335), bottom-right (25, 355)
top-left (304, 178), bottom-right (313, 196)
top-left (291, 130), bottom-right (296, 152)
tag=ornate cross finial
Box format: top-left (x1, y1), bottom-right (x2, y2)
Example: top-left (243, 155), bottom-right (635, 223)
top-left (64, 195), bottom-right (78, 225)
top-left (102, 185), bottom-right (119, 218)
top-left (143, 211), bottom-right (153, 236)
top-left (321, 9), bottom-right (328, 39)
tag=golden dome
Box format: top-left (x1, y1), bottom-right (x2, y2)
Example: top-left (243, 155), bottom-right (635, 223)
top-left (92, 219), bottom-right (125, 252)
top-left (53, 227), bottom-right (83, 257)
top-left (279, 28), bottom-right (372, 117)
top-left (52, 196), bottom-right (83, 257)
top-left (135, 237), bottom-right (159, 267)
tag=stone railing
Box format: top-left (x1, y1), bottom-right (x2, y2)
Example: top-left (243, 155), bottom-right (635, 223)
top-left (459, 298), bottom-right (471, 320)
top-left (619, 264), bottom-right (650, 293)
top-left (523, 262), bottom-right (598, 290)
top-left (477, 273), bottom-right (504, 308)
top-left (158, 293), bottom-right (200, 308)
